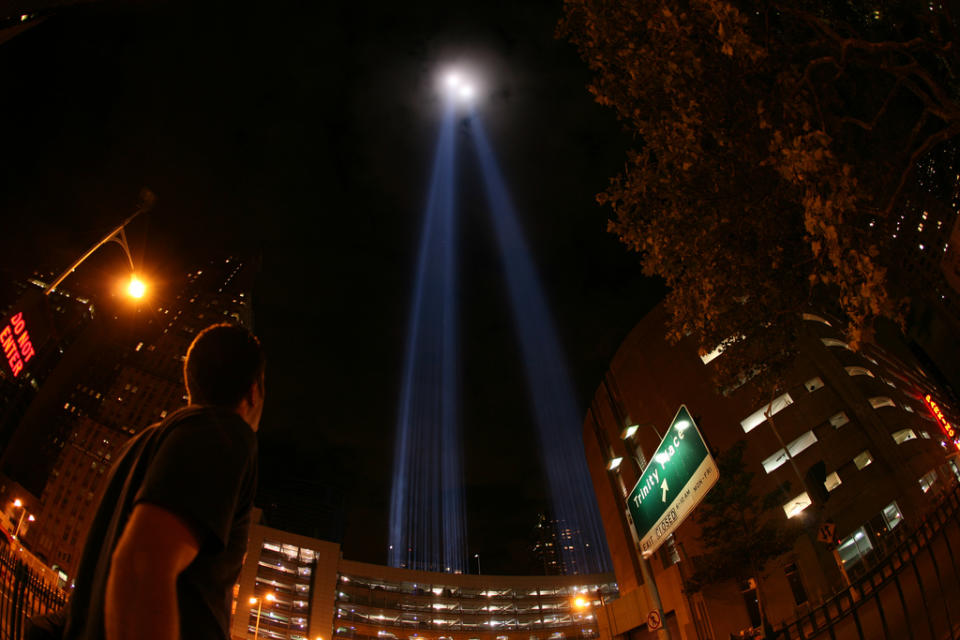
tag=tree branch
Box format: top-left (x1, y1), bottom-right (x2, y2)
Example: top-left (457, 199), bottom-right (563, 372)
top-left (838, 77), bottom-right (905, 132)
top-left (883, 121), bottom-right (960, 216)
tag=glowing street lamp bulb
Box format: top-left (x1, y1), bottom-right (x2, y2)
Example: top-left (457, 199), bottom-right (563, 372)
top-left (574, 596), bottom-right (588, 609)
top-left (459, 85), bottom-right (474, 100)
top-left (13, 499), bottom-right (22, 508)
top-left (446, 73), bottom-right (461, 89)
top-left (127, 275), bottom-right (146, 299)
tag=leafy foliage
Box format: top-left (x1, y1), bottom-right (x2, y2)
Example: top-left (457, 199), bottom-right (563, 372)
top-left (559, 1), bottom-right (960, 390)
top-left (685, 442), bottom-right (798, 598)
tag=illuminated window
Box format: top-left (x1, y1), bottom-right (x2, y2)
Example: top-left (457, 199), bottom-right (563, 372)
top-left (821, 338), bottom-right (853, 350)
top-left (882, 502), bottom-right (903, 530)
top-left (804, 377), bottom-right (825, 392)
top-left (854, 450), bottom-right (873, 470)
top-left (829, 412), bottom-right (850, 428)
top-left (845, 366), bottom-right (874, 378)
top-left (740, 393), bottom-right (794, 433)
top-left (782, 492), bottom-right (812, 518)
top-left (892, 429), bottom-right (917, 444)
top-left (919, 469), bottom-right (938, 493)
top-left (824, 471), bottom-right (842, 492)
top-left (699, 335), bottom-right (740, 365)
top-left (837, 527), bottom-right (873, 568)
top-left (802, 313), bottom-right (832, 326)
top-left (949, 460), bottom-right (960, 482)
top-left (761, 431), bottom-right (818, 473)
top-left (869, 396), bottom-right (896, 409)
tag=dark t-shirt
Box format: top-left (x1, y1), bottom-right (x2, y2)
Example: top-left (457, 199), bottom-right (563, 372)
top-left (63, 405), bottom-right (258, 640)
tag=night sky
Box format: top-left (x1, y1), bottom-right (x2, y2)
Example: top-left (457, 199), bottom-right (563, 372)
top-left (0, 0), bottom-right (664, 573)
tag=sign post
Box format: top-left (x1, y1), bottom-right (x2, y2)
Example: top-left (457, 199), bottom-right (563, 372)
top-left (626, 405), bottom-right (719, 557)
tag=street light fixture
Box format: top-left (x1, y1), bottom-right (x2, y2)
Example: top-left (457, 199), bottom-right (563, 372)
top-left (250, 592), bottom-right (276, 640)
top-left (127, 275), bottom-right (146, 299)
top-left (44, 189), bottom-right (155, 298)
top-left (12, 500), bottom-right (32, 539)
top-left (572, 590), bottom-right (615, 640)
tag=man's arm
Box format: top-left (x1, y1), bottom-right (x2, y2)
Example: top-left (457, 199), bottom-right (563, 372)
top-left (105, 503), bottom-right (200, 640)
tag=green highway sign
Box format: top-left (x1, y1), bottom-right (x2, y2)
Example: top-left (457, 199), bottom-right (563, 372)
top-left (626, 405), bottom-right (719, 556)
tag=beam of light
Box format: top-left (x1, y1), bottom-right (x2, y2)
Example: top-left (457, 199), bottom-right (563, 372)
top-left (388, 100), bottom-right (466, 573)
top-left (467, 115), bottom-right (612, 575)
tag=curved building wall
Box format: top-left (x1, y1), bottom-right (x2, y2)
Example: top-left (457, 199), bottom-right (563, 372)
top-left (582, 304), bottom-right (960, 639)
top-left (232, 522), bottom-right (616, 640)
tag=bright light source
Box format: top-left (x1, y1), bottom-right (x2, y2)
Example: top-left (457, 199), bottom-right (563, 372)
top-left (573, 596), bottom-right (588, 609)
top-left (606, 457), bottom-right (623, 471)
top-left (266, 593), bottom-right (277, 602)
top-left (13, 499), bottom-right (22, 508)
top-left (249, 597), bottom-right (258, 604)
top-left (440, 68), bottom-right (480, 103)
top-left (127, 275), bottom-right (146, 299)
top-left (621, 425), bottom-right (639, 440)
top-left (27, 515), bottom-right (34, 522)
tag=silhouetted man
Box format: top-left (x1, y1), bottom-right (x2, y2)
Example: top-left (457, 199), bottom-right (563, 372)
top-left (62, 323), bottom-right (265, 640)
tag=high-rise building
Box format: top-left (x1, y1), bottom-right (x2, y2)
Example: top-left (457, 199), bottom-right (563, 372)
top-left (582, 304), bottom-right (960, 639)
top-left (531, 512), bottom-right (562, 576)
top-left (530, 512), bottom-right (596, 577)
top-left (4, 256), bottom-right (256, 580)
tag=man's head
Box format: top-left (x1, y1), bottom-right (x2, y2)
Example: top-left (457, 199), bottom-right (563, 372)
top-left (184, 323), bottom-right (266, 429)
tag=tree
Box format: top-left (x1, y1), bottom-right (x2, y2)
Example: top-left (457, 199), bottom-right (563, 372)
top-left (685, 441), bottom-right (798, 631)
top-left (558, 0), bottom-right (960, 391)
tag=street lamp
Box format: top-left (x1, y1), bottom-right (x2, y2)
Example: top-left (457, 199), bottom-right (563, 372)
top-left (44, 189), bottom-right (155, 298)
top-left (474, 553), bottom-right (481, 575)
top-left (127, 275), bottom-right (146, 299)
top-left (250, 593), bottom-right (276, 640)
top-left (12, 500), bottom-right (33, 539)
top-left (572, 590), bottom-right (614, 640)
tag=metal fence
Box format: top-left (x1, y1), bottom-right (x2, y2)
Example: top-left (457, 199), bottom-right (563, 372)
top-left (0, 542), bottom-right (66, 640)
top-left (777, 485), bottom-right (960, 640)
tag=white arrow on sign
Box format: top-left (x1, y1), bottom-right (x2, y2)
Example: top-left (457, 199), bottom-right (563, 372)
top-left (660, 479), bottom-right (669, 502)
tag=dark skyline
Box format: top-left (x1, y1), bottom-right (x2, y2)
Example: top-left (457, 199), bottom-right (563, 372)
top-left (0, 0), bottom-right (665, 573)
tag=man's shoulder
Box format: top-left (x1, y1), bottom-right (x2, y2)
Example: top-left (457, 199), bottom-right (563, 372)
top-left (162, 405), bottom-right (256, 449)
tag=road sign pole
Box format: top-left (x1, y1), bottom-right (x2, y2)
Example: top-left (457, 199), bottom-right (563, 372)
top-left (624, 406), bottom-right (719, 640)
top-left (626, 510), bottom-right (671, 639)
top-left (638, 554), bottom-right (671, 640)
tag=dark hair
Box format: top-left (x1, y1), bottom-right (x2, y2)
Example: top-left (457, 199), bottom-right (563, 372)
top-left (184, 323), bottom-right (265, 408)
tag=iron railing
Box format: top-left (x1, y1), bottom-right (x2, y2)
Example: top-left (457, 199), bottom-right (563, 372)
top-left (0, 542), bottom-right (66, 640)
top-left (776, 485), bottom-right (960, 640)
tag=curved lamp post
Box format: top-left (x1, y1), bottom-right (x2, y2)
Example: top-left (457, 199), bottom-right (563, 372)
top-left (44, 189), bottom-right (156, 297)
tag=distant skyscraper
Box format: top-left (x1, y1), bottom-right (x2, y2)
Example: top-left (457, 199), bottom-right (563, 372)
top-left (531, 511), bottom-right (595, 576)
top-left (531, 512), bottom-right (562, 576)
